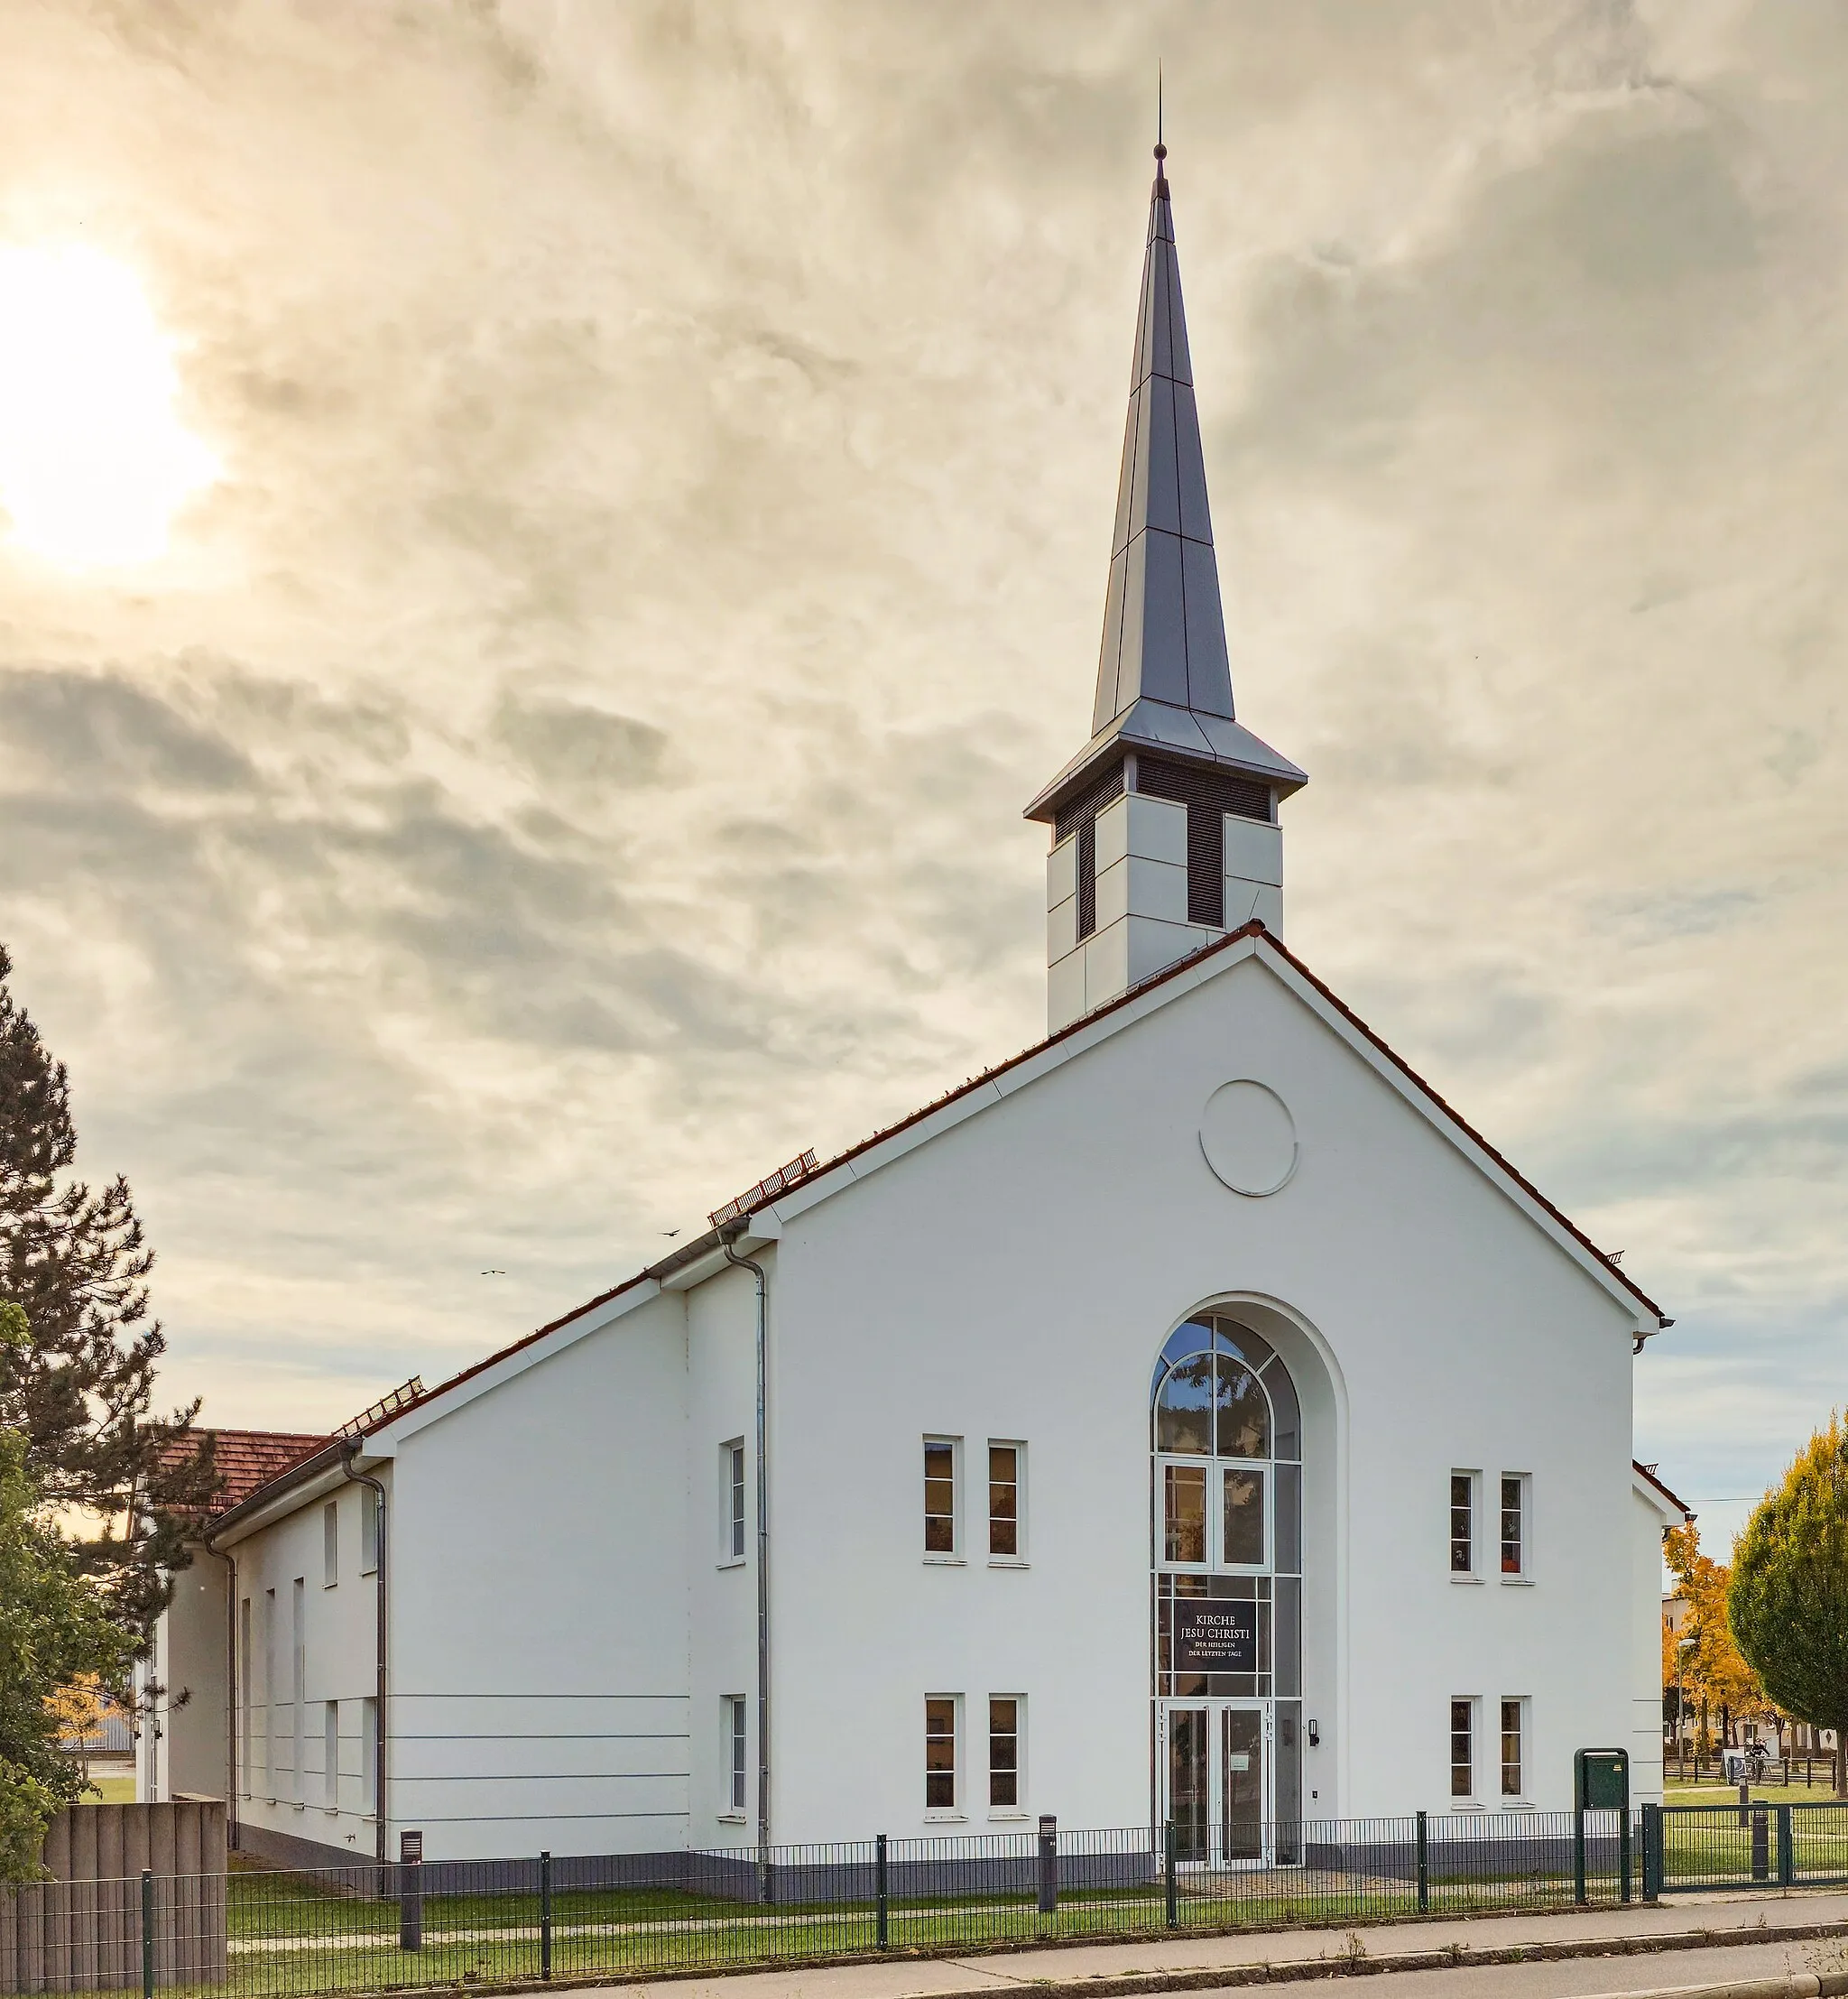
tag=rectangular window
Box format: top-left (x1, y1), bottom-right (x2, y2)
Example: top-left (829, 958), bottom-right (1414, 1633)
top-left (324, 1701), bottom-right (338, 1806)
top-left (1450, 1472), bottom-right (1476, 1574)
top-left (924, 1439), bottom-right (958, 1556)
top-left (291, 1578), bottom-right (305, 1803)
top-left (989, 1697), bottom-right (1021, 1810)
top-left (238, 1597), bottom-right (252, 1794)
top-left (1163, 1463), bottom-right (1207, 1564)
top-left (988, 1444), bottom-right (1021, 1558)
top-left (1500, 1475), bottom-right (1528, 1577)
top-left (263, 1587), bottom-right (276, 1800)
top-left (1450, 1698), bottom-right (1476, 1799)
top-left (925, 1696), bottom-right (958, 1810)
top-left (1222, 1465), bottom-right (1266, 1567)
top-left (723, 1697), bottom-right (747, 1814)
top-left (361, 1698), bottom-right (377, 1814)
top-left (723, 1441), bottom-right (746, 1562)
top-left (323, 1501), bottom-right (338, 1588)
top-left (360, 1488), bottom-right (380, 1575)
top-left (1500, 1698), bottom-right (1525, 1798)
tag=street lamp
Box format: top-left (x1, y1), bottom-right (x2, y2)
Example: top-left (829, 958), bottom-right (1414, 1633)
top-left (1676, 1635), bottom-right (1696, 1779)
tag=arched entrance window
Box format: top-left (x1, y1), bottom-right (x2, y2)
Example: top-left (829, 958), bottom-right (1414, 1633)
top-left (1151, 1315), bottom-right (1302, 1865)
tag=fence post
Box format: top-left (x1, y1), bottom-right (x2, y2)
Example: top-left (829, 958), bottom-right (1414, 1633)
top-left (1573, 1808), bottom-right (1587, 1907)
top-left (1415, 1811), bottom-right (1428, 1914)
top-left (1778, 1806), bottom-right (1795, 1889)
top-left (875, 1834), bottom-right (889, 1950)
top-left (141, 1868), bottom-right (153, 1999)
top-left (1620, 1805), bottom-right (1632, 1904)
top-left (1037, 1814), bottom-right (1058, 1918)
top-left (540, 1850), bottom-right (552, 1981)
top-left (1751, 1807), bottom-right (1770, 1882)
top-left (1640, 1803), bottom-right (1661, 1902)
top-left (1164, 1820), bottom-right (1178, 1930)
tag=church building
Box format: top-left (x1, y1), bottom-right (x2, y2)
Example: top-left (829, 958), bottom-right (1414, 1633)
top-left (147, 147), bottom-right (1688, 1871)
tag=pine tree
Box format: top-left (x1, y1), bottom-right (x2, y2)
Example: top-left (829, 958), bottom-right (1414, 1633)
top-left (0, 946), bottom-right (216, 1633)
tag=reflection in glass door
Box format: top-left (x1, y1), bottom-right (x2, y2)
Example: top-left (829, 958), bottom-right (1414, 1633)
top-left (1222, 1709), bottom-right (1264, 1861)
top-left (1161, 1701), bottom-right (1270, 1866)
top-left (1168, 1707), bottom-right (1210, 1863)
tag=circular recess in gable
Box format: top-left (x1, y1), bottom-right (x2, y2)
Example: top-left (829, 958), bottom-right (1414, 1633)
top-left (1199, 1079), bottom-right (1298, 1197)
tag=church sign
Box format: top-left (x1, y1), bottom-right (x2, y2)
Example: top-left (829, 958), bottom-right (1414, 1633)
top-left (1173, 1598), bottom-right (1259, 1674)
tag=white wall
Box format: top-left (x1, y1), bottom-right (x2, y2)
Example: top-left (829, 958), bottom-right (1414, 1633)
top-left (226, 1469), bottom-right (390, 1861)
top-left (384, 1288), bottom-right (695, 1862)
top-left (142, 1548), bottom-right (231, 1801)
top-left (762, 949), bottom-right (1641, 1840)
top-left (1631, 1489), bottom-right (1669, 1804)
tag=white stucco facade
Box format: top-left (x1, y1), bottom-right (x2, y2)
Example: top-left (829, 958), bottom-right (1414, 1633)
top-left (147, 146), bottom-right (1687, 1871)
top-left (163, 931), bottom-right (1683, 1866)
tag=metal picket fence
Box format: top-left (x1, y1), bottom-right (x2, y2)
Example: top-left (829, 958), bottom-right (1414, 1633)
top-left (5, 1810), bottom-right (1649, 1999)
top-left (1646, 1800), bottom-right (1848, 1895)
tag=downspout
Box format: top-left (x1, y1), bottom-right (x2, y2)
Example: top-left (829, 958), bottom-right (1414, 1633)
top-left (721, 1228), bottom-right (771, 1895)
top-left (338, 1443), bottom-right (389, 1864)
top-left (200, 1541), bottom-right (239, 1846)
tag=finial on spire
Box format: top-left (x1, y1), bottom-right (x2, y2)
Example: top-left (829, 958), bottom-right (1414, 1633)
top-left (1154, 65), bottom-right (1169, 189)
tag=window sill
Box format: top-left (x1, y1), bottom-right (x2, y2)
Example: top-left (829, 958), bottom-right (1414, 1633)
top-left (987, 1557), bottom-right (1030, 1569)
top-left (987, 1810), bottom-right (1030, 1821)
top-left (922, 1555), bottom-right (967, 1567)
top-left (1500, 1576), bottom-right (1534, 1587)
top-left (1450, 1801), bottom-right (1484, 1812)
top-left (924, 1810), bottom-right (966, 1823)
top-left (716, 1559), bottom-right (746, 1571)
top-left (1448, 1575), bottom-right (1484, 1586)
top-left (716, 1812), bottom-right (747, 1825)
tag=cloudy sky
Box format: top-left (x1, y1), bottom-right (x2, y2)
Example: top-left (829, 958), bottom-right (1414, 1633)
top-left (0, 0), bottom-right (1842, 1551)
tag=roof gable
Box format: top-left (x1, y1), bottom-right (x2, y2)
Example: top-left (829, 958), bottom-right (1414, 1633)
top-left (219, 922), bottom-right (1660, 1526)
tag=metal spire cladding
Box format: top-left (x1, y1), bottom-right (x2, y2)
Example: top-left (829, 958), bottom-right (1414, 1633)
top-left (1026, 146), bottom-right (1304, 828)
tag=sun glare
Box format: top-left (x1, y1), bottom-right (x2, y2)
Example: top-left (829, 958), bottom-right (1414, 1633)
top-left (0, 245), bottom-right (219, 569)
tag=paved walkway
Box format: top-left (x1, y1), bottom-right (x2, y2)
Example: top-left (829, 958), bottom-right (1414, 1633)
top-left (578, 1889), bottom-right (1848, 1999)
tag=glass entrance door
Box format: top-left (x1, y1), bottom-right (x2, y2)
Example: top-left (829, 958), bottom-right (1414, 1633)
top-left (1160, 1701), bottom-right (1270, 1866)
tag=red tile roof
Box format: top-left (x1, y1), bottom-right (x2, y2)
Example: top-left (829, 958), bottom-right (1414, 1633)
top-left (163, 1429), bottom-right (330, 1520)
top-left (1633, 1460), bottom-right (1695, 1519)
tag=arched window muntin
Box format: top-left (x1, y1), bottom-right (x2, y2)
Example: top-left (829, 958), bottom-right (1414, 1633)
top-left (1151, 1316), bottom-right (1302, 1466)
top-left (1151, 1315), bottom-right (1302, 1577)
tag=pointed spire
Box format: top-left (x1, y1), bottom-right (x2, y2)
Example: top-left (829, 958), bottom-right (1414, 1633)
top-left (1094, 143), bottom-right (1232, 733)
top-left (1025, 145), bottom-right (1304, 828)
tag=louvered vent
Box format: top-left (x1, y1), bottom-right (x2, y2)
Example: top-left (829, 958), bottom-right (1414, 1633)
top-left (1135, 758), bottom-right (1273, 930)
top-left (1076, 819), bottom-right (1096, 939)
top-left (1053, 760), bottom-right (1126, 846)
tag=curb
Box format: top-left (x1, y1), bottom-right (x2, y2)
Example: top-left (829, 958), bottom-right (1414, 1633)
top-left (892, 1921), bottom-right (1848, 1999)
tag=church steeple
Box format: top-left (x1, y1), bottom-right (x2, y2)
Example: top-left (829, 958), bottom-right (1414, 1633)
top-left (1029, 146), bottom-right (1307, 1033)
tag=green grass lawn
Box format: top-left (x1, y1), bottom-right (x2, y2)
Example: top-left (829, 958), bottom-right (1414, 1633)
top-left (81, 1776), bottom-right (138, 1804)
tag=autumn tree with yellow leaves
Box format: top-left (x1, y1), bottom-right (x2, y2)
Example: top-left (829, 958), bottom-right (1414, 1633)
top-left (1664, 1521), bottom-right (1775, 1755)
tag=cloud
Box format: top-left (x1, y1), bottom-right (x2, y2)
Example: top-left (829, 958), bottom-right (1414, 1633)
top-left (0, 0), bottom-right (1841, 1482)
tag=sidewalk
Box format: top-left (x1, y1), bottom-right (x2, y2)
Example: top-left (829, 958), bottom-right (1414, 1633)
top-left (578, 1889), bottom-right (1848, 1999)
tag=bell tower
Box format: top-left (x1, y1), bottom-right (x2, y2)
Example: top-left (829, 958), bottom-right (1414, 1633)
top-left (1026, 145), bottom-right (1306, 1033)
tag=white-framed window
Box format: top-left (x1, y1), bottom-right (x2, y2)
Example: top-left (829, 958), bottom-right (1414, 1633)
top-left (1499, 1474), bottom-right (1529, 1578)
top-left (360, 1488), bottom-right (380, 1575)
top-left (361, 1698), bottom-right (377, 1814)
top-left (988, 1442), bottom-right (1023, 1559)
top-left (1155, 1457), bottom-right (1270, 1570)
top-left (722, 1696), bottom-right (747, 1816)
top-left (924, 1438), bottom-right (960, 1558)
top-left (263, 1587), bottom-right (277, 1800)
top-left (1499, 1697), bottom-right (1528, 1800)
top-left (1450, 1697), bottom-right (1478, 1800)
top-left (721, 1441), bottom-right (746, 1564)
top-left (291, 1578), bottom-right (305, 1804)
top-left (237, 1596), bottom-right (252, 1795)
top-left (925, 1694), bottom-right (960, 1812)
top-left (1449, 1471), bottom-right (1479, 1576)
top-left (324, 1701), bottom-right (338, 1807)
top-left (988, 1696), bottom-right (1024, 1812)
top-left (323, 1501), bottom-right (338, 1588)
